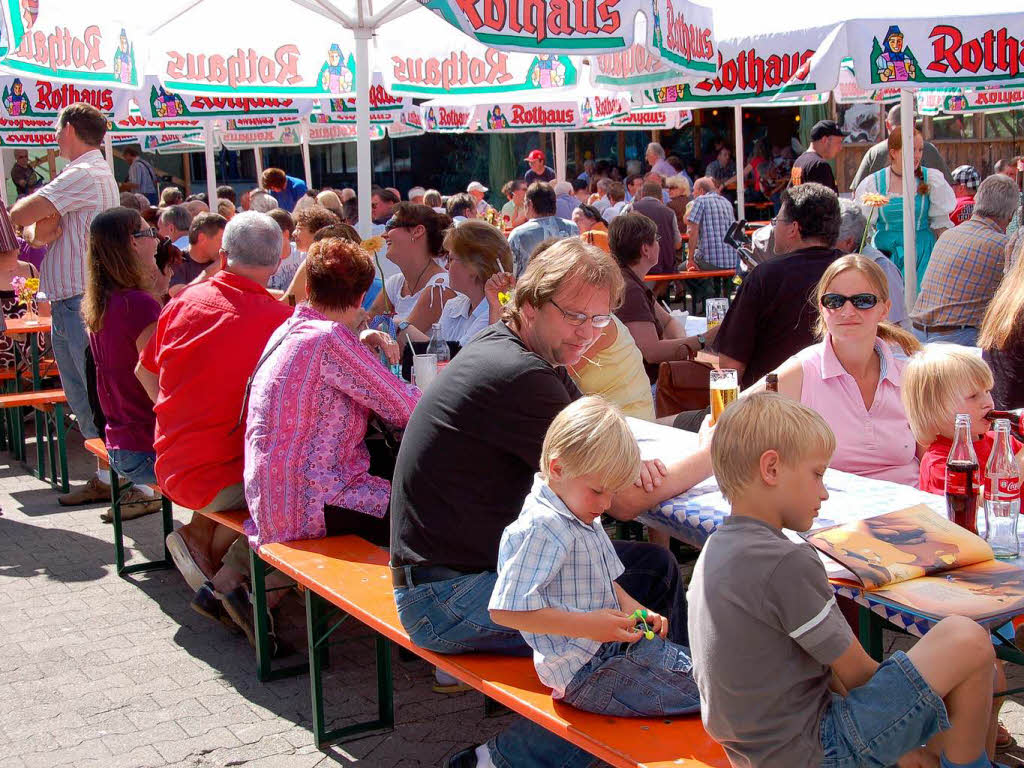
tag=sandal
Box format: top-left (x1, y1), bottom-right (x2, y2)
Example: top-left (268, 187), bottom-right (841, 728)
top-left (996, 721), bottom-right (1013, 751)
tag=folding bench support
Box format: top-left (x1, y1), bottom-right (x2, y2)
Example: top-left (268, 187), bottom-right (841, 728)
top-left (110, 467), bottom-right (174, 577)
top-left (858, 606), bottom-right (885, 662)
top-left (305, 589), bottom-right (394, 747)
top-left (249, 547), bottom-right (307, 682)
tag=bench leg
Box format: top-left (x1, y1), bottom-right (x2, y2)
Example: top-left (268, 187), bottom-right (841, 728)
top-left (249, 548), bottom-right (305, 683)
top-left (111, 467), bottom-right (128, 575)
top-left (44, 408), bottom-right (57, 490)
top-left (305, 590), bottom-right (394, 748)
top-left (113, 459), bottom-right (174, 578)
top-left (54, 404), bottom-right (68, 494)
top-left (858, 605), bottom-right (884, 661)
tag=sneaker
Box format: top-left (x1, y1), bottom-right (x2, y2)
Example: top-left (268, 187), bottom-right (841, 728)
top-left (58, 476), bottom-right (110, 506)
top-left (445, 747), bottom-right (479, 768)
top-left (218, 585), bottom-right (257, 649)
top-left (190, 581), bottom-right (224, 623)
top-left (433, 666), bottom-right (473, 694)
top-left (99, 489), bottom-right (163, 523)
top-left (166, 530), bottom-right (208, 592)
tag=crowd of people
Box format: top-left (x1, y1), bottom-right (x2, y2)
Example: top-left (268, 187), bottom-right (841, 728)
top-left (9, 98), bottom-right (1024, 768)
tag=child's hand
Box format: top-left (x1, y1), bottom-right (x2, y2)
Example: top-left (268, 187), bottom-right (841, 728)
top-left (634, 458), bottom-right (667, 492)
top-left (644, 610), bottom-right (669, 639)
top-left (580, 609), bottom-right (644, 643)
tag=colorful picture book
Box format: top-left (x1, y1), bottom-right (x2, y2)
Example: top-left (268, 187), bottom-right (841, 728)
top-left (802, 504), bottom-right (1024, 623)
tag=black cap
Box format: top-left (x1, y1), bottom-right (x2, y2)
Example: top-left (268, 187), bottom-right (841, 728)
top-left (809, 119), bottom-right (848, 141)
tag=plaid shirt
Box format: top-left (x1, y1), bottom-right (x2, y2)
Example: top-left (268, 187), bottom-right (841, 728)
top-left (688, 192), bottom-right (738, 269)
top-left (912, 215), bottom-right (1007, 328)
top-left (489, 475), bottom-right (624, 697)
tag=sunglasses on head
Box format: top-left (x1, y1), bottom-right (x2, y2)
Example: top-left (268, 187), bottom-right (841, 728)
top-left (820, 292), bottom-right (879, 310)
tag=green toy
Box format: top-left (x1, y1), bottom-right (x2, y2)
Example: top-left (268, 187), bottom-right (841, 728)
top-left (630, 608), bottom-right (655, 640)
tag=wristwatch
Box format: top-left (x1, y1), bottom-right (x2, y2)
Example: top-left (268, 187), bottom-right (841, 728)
top-left (397, 321), bottom-right (411, 334)
top-left (697, 334), bottom-right (707, 350)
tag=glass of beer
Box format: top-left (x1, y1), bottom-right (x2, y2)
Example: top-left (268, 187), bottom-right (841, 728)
top-left (710, 368), bottom-right (738, 426)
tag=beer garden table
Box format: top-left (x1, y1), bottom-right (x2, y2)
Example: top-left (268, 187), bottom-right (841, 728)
top-left (5, 315), bottom-right (52, 477)
top-left (628, 419), bottom-right (1024, 667)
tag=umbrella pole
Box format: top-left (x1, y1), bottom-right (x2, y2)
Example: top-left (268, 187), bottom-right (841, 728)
top-left (300, 117), bottom-right (313, 189)
top-left (355, 28), bottom-right (372, 239)
top-left (553, 130), bottom-right (566, 181)
top-left (203, 123), bottom-right (218, 205)
top-left (733, 106), bottom-right (744, 219)
top-left (900, 89), bottom-right (917, 310)
top-left (253, 146), bottom-right (264, 181)
top-left (103, 133), bottom-right (115, 173)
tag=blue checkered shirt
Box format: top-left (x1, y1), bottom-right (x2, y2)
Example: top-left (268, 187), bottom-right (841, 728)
top-left (912, 215), bottom-right (1007, 328)
top-left (489, 475), bottom-right (624, 697)
top-left (508, 216), bottom-right (579, 277)
top-left (688, 192), bottom-right (738, 269)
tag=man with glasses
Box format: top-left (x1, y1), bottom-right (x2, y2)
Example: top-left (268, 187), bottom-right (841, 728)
top-left (390, 238), bottom-right (713, 768)
top-left (712, 183), bottom-right (841, 391)
top-left (10, 102), bottom-right (119, 504)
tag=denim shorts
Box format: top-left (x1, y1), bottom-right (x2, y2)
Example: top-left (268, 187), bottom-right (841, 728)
top-left (819, 651), bottom-right (950, 768)
top-left (108, 448), bottom-right (157, 487)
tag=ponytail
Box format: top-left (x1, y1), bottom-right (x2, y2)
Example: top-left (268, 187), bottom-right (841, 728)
top-left (878, 321), bottom-right (921, 357)
top-left (915, 166), bottom-right (929, 197)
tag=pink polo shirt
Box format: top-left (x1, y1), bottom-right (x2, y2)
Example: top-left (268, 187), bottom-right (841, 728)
top-left (796, 336), bottom-right (919, 487)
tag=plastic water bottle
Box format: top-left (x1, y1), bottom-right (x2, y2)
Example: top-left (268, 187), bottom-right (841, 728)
top-left (426, 323), bottom-right (450, 372)
top-left (984, 418), bottom-right (1021, 558)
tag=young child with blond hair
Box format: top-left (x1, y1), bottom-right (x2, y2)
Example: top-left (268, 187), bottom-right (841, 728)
top-left (901, 345), bottom-right (1024, 495)
top-left (688, 392), bottom-right (1005, 768)
top-left (488, 395), bottom-right (699, 719)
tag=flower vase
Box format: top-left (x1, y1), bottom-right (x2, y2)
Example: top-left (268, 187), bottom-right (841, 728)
top-left (22, 299), bottom-right (38, 325)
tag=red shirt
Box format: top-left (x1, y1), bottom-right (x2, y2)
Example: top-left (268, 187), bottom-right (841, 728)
top-left (950, 195), bottom-right (975, 227)
top-left (919, 432), bottom-right (1023, 498)
top-left (140, 270), bottom-right (291, 510)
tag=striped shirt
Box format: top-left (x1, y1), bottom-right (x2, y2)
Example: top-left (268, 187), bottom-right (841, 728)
top-left (489, 475), bottom-right (624, 697)
top-left (38, 149), bottom-right (119, 300)
top-left (912, 215), bottom-right (1007, 328)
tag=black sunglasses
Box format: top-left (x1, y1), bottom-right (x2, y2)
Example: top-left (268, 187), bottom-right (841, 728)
top-left (132, 227), bottom-right (159, 240)
top-left (820, 292), bottom-right (879, 310)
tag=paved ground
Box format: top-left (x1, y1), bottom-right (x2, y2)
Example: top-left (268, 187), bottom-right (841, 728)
top-left (4, 429), bottom-right (1024, 767)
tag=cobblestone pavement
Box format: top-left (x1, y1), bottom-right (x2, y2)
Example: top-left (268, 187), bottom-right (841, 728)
top-left (2, 430), bottom-right (1024, 767)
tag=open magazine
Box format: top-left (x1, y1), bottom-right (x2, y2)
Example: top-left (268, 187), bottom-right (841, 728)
top-left (802, 504), bottom-right (1024, 623)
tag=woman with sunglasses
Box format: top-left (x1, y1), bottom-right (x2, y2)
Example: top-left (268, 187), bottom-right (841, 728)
top-left (366, 203), bottom-right (453, 327)
top-left (81, 207), bottom-right (166, 514)
top-left (745, 254), bottom-right (923, 485)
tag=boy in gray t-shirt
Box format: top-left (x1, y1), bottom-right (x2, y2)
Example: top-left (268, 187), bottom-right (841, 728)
top-left (688, 393), bottom-right (1005, 768)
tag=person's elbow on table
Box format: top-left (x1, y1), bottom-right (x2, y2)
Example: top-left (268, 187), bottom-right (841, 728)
top-left (716, 352), bottom-right (745, 382)
top-left (607, 447), bottom-right (713, 521)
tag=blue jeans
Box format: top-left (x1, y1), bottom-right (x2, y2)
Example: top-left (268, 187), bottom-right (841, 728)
top-left (394, 541), bottom-right (687, 767)
top-left (912, 325), bottom-right (978, 347)
top-left (50, 295), bottom-right (98, 439)
top-left (108, 448), bottom-right (157, 486)
top-left (561, 637), bottom-right (699, 717)
top-left (819, 651), bottom-right (950, 767)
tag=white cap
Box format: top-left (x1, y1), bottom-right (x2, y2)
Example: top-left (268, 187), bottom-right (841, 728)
top-left (407, 186), bottom-right (426, 199)
top-left (467, 181), bottom-right (488, 193)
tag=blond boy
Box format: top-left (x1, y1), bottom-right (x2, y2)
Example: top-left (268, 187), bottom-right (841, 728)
top-left (688, 393), bottom-right (1002, 768)
top-left (488, 396), bottom-right (699, 719)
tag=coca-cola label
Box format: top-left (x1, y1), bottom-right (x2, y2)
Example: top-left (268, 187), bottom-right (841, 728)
top-left (984, 475), bottom-right (1021, 501)
top-left (946, 467), bottom-right (980, 495)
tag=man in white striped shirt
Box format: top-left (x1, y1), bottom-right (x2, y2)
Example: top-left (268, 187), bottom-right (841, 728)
top-left (12, 103), bottom-right (120, 505)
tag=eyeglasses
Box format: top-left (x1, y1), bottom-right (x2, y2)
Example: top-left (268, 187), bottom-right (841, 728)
top-left (132, 227), bottom-right (159, 240)
top-left (770, 216), bottom-right (790, 227)
top-left (549, 298), bottom-right (612, 328)
top-left (820, 292), bottom-right (879, 310)
top-left (383, 216), bottom-right (410, 232)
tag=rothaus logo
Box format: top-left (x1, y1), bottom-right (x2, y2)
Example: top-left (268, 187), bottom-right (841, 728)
top-left (695, 48), bottom-right (815, 95)
top-left (35, 81), bottom-right (114, 112)
top-left (663, 3), bottom-right (713, 61)
top-left (453, 0), bottom-right (622, 43)
top-left (927, 26), bottom-right (1024, 77)
top-left (16, 25), bottom-right (105, 73)
top-left (392, 49), bottom-right (513, 91)
top-left (510, 105), bottom-right (575, 125)
top-left (166, 47), bottom-right (302, 88)
top-left (189, 96), bottom-right (297, 112)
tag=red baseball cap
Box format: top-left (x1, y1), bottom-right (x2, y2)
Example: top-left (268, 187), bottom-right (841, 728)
top-left (524, 150), bottom-right (545, 162)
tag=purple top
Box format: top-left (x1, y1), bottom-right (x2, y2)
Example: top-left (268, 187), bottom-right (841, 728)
top-left (18, 238), bottom-right (46, 273)
top-left (243, 304), bottom-right (420, 547)
top-left (89, 289), bottom-right (161, 452)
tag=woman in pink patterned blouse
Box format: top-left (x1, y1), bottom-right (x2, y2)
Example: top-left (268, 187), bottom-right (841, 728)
top-left (243, 238), bottom-right (419, 548)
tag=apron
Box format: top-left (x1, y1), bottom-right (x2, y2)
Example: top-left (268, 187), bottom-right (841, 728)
top-left (872, 167), bottom-right (934, 290)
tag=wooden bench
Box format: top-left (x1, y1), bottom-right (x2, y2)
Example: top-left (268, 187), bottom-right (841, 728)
top-left (0, 388), bottom-right (69, 491)
top-left (84, 438), bottom-right (174, 577)
top-left (260, 535), bottom-right (728, 766)
top-left (194, 507), bottom-right (305, 683)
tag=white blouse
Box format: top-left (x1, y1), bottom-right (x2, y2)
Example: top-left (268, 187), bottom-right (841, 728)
top-left (384, 270), bottom-right (450, 321)
top-left (854, 167), bottom-right (955, 232)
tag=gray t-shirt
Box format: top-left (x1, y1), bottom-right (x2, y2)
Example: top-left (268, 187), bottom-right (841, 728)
top-left (849, 139), bottom-right (953, 190)
top-left (687, 516), bottom-right (854, 768)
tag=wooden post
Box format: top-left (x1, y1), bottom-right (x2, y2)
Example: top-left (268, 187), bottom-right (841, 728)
top-left (617, 132), bottom-right (625, 167)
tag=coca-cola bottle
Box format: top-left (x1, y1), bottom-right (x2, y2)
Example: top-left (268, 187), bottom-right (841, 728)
top-left (984, 419), bottom-right (1021, 558)
top-left (987, 409), bottom-right (1024, 442)
top-left (945, 414), bottom-right (980, 534)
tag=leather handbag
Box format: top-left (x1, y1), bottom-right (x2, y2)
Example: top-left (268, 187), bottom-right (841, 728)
top-left (654, 345), bottom-right (713, 417)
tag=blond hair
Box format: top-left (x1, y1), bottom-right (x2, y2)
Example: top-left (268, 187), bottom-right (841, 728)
top-left (316, 190), bottom-right (344, 218)
top-left (711, 393), bottom-right (836, 502)
top-left (443, 220), bottom-right (512, 284)
top-left (540, 396), bottom-right (640, 492)
top-left (506, 238), bottom-right (623, 325)
top-left (979, 247), bottom-right (1024, 350)
top-left (814, 254), bottom-right (921, 356)
top-left (901, 346), bottom-right (994, 445)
